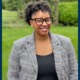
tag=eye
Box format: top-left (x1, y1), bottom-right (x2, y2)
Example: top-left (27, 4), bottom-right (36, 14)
top-left (46, 17), bottom-right (51, 22)
top-left (36, 19), bottom-right (43, 23)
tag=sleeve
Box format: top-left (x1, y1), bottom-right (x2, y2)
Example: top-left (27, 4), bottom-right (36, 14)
top-left (68, 40), bottom-right (78, 80)
top-left (7, 42), bottom-right (20, 80)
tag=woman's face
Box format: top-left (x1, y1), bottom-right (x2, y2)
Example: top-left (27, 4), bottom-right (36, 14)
top-left (30, 10), bottom-right (52, 36)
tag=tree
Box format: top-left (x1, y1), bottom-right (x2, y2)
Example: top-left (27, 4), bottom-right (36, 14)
top-left (45, 0), bottom-right (59, 25)
top-left (17, 0), bottom-right (30, 18)
top-left (53, 0), bottom-right (59, 25)
top-left (5, 0), bottom-right (19, 11)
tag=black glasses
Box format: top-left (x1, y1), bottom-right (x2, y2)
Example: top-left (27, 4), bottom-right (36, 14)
top-left (31, 17), bottom-right (53, 26)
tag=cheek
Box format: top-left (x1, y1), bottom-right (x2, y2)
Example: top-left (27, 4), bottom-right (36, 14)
top-left (32, 23), bottom-right (51, 30)
top-left (32, 23), bottom-right (39, 30)
top-left (48, 24), bottom-right (51, 29)
top-left (31, 22), bottom-right (37, 27)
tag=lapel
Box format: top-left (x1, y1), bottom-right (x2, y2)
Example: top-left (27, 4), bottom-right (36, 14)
top-left (50, 32), bottom-right (62, 80)
top-left (25, 33), bottom-right (38, 73)
top-left (24, 32), bottom-right (63, 80)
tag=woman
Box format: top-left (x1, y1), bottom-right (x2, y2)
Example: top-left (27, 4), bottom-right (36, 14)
top-left (8, 1), bottom-right (78, 80)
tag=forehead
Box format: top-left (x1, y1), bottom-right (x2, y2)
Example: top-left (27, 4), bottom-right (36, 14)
top-left (32, 10), bottom-right (50, 19)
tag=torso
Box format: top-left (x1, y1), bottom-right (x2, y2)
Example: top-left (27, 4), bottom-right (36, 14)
top-left (35, 37), bottom-right (52, 56)
top-left (36, 52), bottom-right (58, 80)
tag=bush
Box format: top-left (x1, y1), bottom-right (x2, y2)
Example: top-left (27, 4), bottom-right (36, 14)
top-left (60, 0), bottom-right (77, 2)
top-left (2, 0), bottom-right (19, 11)
top-left (2, 0), bottom-right (8, 9)
top-left (59, 1), bottom-right (78, 26)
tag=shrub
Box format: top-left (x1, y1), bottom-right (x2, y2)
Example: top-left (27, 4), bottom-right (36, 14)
top-left (60, 0), bottom-right (77, 2)
top-left (59, 1), bottom-right (78, 26)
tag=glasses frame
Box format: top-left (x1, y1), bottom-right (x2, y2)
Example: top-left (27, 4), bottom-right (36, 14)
top-left (31, 17), bottom-right (53, 26)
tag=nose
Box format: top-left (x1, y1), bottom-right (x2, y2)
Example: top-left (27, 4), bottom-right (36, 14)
top-left (42, 21), bottom-right (47, 25)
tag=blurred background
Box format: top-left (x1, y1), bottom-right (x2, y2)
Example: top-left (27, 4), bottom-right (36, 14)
top-left (2, 0), bottom-right (78, 80)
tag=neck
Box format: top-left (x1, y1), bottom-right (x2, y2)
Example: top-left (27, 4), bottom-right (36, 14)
top-left (35, 33), bottom-right (50, 41)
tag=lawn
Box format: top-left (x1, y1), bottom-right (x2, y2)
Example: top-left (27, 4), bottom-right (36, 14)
top-left (2, 26), bottom-right (78, 80)
top-left (2, 10), bottom-right (26, 27)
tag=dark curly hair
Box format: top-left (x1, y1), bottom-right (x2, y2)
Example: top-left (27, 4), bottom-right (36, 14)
top-left (24, 1), bottom-right (52, 25)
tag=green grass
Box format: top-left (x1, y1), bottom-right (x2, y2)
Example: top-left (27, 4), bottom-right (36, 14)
top-left (2, 10), bottom-right (26, 27)
top-left (2, 26), bottom-right (78, 80)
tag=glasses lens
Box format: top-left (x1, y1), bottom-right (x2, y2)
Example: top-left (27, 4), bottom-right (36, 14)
top-left (36, 19), bottom-right (43, 25)
top-left (31, 17), bottom-right (53, 26)
top-left (46, 17), bottom-right (53, 24)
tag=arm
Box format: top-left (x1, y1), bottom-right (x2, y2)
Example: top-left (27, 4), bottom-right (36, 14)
top-left (7, 42), bottom-right (20, 80)
top-left (68, 40), bottom-right (78, 80)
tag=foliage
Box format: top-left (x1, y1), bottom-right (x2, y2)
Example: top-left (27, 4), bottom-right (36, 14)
top-left (2, 0), bottom-right (8, 9)
top-left (2, 0), bottom-right (31, 11)
top-left (60, 0), bottom-right (77, 2)
top-left (2, 1), bottom-right (5, 9)
top-left (59, 1), bottom-right (78, 26)
top-left (2, 1), bottom-right (78, 26)
top-left (2, 10), bottom-right (26, 27)
top-left (2, 0), bottom-right (24, 11)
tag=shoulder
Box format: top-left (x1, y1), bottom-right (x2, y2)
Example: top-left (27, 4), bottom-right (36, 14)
top-left (55, 34), bottom-right (72, 50)
top-left (55, 34), bottom-right (71, 43)
top-left (14, 36), bottom-right (28, 45)
top-left (51, 33), bottom-right (72, 49)
top-left (52, 34), bottom-right (74, 54)
top-left (12, 34), bottom-right (32, 49)
top-left (50, 32), bottom-right (71, 43)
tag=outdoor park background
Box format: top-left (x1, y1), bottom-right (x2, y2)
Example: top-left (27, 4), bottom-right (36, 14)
top-left (2, 0), bottom-right (78, 80)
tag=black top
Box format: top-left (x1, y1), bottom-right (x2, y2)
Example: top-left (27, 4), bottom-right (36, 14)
top-left (36, 53), bottom-right (58, 80)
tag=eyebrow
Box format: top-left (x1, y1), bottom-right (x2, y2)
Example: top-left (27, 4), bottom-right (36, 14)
top-left (31, 17), bottom-right (51, 20)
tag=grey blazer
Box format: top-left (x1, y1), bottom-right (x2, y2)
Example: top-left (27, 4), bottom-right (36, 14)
top-left (8, 32), bottom-right (78, 80)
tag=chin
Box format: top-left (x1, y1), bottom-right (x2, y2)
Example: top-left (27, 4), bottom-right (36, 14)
top-left (40, 31), bottom-right (49, 36)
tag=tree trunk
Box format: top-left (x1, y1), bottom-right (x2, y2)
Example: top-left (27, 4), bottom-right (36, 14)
top-left (54, 0), bottom-right (59, 26)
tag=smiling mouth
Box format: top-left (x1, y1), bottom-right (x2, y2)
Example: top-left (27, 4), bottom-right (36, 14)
top-left (41, 28), bottom-right (48, 32)
top-left (39, 26), bottom-right (49, 32)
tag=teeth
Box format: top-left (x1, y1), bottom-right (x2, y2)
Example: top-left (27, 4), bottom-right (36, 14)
top-left (42, 28), bottom-right (47, 31)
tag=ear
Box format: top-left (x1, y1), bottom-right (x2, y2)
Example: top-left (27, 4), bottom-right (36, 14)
top-left (30, 20), bottom-right (33, 27)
